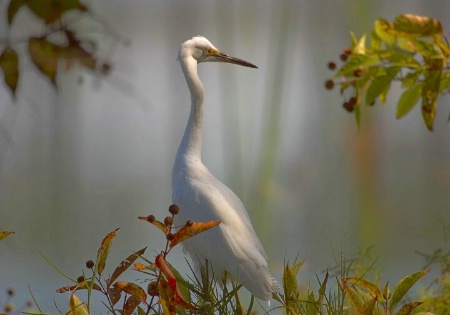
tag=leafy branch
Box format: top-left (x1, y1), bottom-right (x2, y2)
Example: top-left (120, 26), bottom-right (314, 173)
top-left (0, 0), bottom-right (116, 97)
top-left (326, 14), bottom-right (450, 131)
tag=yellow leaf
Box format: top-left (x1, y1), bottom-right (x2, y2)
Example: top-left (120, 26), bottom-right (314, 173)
top-left (107, 247), bottom-right (147, 287)
top-left (95, 228), bottom-right (119, 276)
top-left (113, 281), bottom-right (147, 301)
top-left (25, 0), bottom-right (87, 24)
top-left (0, 230), bottom-right (15, 241)
top-left (394, 14), bottom-right (443, 37)
top-left (0, 48), bottom-right (19, 96)
top-left (69, 293), bottom-right (89, 315)
top-left (28, 37), bottom-right (59, 85)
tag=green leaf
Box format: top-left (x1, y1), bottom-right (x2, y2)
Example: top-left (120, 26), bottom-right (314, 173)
top-left (396, 84), bottom-right (423, 119)
top-left (282, 261), bottom-right (303, 308)
top-left (365, 66), bottom-right (399, 105)
top-left (398, 38), bottom-right (443, 59)
top-left (389, 269), bottom-right (430, 312)
top-left (0, 48), bottom-right (19, 96)
top-left (421, 63), bottom-right (442, 131)
top-left (361, 297), bottom-right (377, 315)
top-left (374, 18), bottom-right (396, 47)
top-left (336, 54), bottom-right (381, 77)
top-left (401, 71), bottom-right (420, 88)
top-left (370, 30), bottom-right (382, 51)
top-left (351, 32), bottom-right (367, 55)
top-left (7, 0), bottom-right (26, 25)
top-left (393, 14), bottom-right (443, 37)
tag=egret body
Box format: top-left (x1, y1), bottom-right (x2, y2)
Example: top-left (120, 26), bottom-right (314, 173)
top-left (172, 36), bottom-right (279, 301)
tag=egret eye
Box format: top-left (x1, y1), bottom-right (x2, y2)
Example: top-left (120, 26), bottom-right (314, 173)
top-left (205, 48), bottom-right (215, 56)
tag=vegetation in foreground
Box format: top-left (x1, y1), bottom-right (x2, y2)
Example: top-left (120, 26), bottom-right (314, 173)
top-left (1, 206), bottom-right (449, 315)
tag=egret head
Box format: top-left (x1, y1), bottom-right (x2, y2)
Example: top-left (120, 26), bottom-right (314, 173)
top-left (178, 36), bottom-right (257, 68)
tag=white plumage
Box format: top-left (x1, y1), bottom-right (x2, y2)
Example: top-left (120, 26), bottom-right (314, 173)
top-left (172, 36), bottom-right (279, 301)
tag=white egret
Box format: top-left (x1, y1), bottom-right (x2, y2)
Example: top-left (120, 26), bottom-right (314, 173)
top-left (172, 36), bottom-right (279, 301)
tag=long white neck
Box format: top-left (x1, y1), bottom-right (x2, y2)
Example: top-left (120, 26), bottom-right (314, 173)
top-left (175, 56), bottom-right (204, 166)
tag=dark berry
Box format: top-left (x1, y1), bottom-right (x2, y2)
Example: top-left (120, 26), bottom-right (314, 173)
top-left (147, 215), bottom-right (155, 223)
top-left (185, 220), bottom-right (193, 227)
top-left (325, 80), bottom-right (335, 90)
top-left (343, 47), bottom-right (352, 55)
top-left (353, 69), bottom-right (363, 77)
top-left (168, 204), bottom-right (179, 215)
top-left (77, 275), bottom-right (85, 283)
top-left (327, 61), bottom-right (336, 70)
top-left (166, 233), bottom-right (174, 241)
top-left (86, 260), bottom-right (95, 269)
top-left (343, 102), bottom-right (355, 112)
top-left (7, 288), bottom-right (14, 296)
top-left (340, 54), bottom-right (348, 62)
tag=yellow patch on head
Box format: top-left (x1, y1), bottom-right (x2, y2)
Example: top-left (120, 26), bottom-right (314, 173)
top-left (206, 48), bottom-right (220, 56)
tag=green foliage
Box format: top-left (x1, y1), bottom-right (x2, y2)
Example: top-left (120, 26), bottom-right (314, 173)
top-left (327, 14), bottom-right (450, 131)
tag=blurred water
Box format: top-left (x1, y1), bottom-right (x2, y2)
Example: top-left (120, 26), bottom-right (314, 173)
top-left (1, 0), bottom-right (450, 313)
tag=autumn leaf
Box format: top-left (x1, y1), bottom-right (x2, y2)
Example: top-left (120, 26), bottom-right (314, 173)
top-left (122, 295), bottom-right (142, 315)
top-left (0, 48), bottom-right (19, 96)
top-left (393, 14), bottom-right (443, 37)
top-left (169, 220), bottom-right (220, 248)
top-left (56, 281), bottom-right (101, 293)
top-left (25, 0), bottom-right (87, 24)
top-left (28, 37), bottom-right (60, 85)
top-left (107, 247), bottom-right (147, 287)
top-left (0, 230), bottom-right (15, 241)
top-left (113, 281), bottom-right (147, 301)
top-left (95, 228), bottom-right (119, 276)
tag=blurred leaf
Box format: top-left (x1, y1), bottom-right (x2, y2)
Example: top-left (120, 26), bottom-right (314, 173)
top-left (159, 277), bottom-right (197, 313)
top-left (336, 54), bottom-right (381, 77)
top-left (351, 32), bottom-right (367, 55)
top-left (401, 71), bottom-right (420, 88)
top-left (60, 31), bottom-right (97, 71)
top-left (169, 221), bottom-right (220, 248)
top-left (398, 38), bottom-right (443, 59)
top-left (361, 297), bottom-right (377, 315)
top-left (122, 295), bottom-right (141, 315)
top-left (374, 18), bottom-right (396, 47)
top-left (107, 247), bottom-right (147, 287)
top-left (345, 277), bottom-right (382, 301)
top-left (421, 64), bottom-right (442, 131)
top-left (95, 228), bottom-right (119, 277)
top-left (396, 84), bottom-right (423, 119)
top-left (28, 37), bottom-right (60, 85)
top-left (370, 30), bottom-right (382, 51)
top-left (113, 282), bottom-right (147, 301)
top-left (25, 0), bottom-right (87, 24)
top-left (7, 0), bottom-right (26, 25)
top-left (365, 66), bottom-right (399, 105)
top-left (342, 279), bottom-right (365, 314)
top-left (396, 301), bottom-right (424, 315)
top-left (393, 14), bottom-right (443, 37)
top-left (0, 230), bottom-right (15, 241)
top-left (0, 48), bottom-right (19, 96)
top-left (389, 269), bottom-right (430, 312)
top-left (69, 293), bottom-right (89, 315)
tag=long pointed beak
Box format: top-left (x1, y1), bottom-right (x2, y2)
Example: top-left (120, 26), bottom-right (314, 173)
top-left (214, 52), bottom-right (258, 69)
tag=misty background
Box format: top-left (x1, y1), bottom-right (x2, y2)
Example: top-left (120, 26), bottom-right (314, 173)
top-left (1, 0), bottom-right (449, 312)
